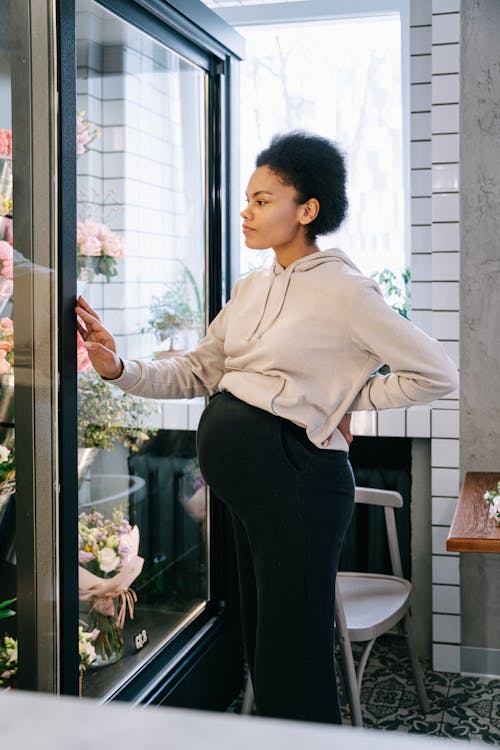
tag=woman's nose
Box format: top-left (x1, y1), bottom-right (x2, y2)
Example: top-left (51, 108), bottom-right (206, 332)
top-left (240, 205), bottom-right (251, 220)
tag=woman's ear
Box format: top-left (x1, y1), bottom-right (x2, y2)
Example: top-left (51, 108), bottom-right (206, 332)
top-left (299, 198), bottom-right (320, 225)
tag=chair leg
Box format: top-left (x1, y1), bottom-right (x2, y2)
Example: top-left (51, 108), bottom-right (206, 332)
top-left (241, 674), bottom-right (255, 715)
top-left (356, 638), bottom-right (376, 692)
top-left (335, 587), bottom-right (363, 727)
top-left (403, 613), bottom-right (430, 714)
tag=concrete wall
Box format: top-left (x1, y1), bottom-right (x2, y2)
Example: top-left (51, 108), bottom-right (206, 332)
top-left (460, 0), bottom-right (500, 672)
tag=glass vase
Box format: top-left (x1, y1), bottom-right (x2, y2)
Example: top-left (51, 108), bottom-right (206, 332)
top-left (88, 604), bottom-right (124, 667)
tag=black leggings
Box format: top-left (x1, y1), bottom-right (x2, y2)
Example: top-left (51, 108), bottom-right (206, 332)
top-left (197, 391), bottom-right (355, 724)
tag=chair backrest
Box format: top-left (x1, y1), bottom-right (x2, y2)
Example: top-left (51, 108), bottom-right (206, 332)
top-left (353, 486), bottom-right (404, 579)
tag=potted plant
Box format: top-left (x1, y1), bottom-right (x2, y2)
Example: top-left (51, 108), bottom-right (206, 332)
top-left (77, 371), bottom-right (157, 482)
top-left (143, 264), bottom-right (204, 356)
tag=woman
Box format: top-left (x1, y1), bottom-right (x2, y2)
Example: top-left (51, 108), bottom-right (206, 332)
top-left (76, 131), bottom-right (458, 724)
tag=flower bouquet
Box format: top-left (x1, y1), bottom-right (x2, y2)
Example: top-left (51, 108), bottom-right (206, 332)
top-left (0, 635), bottom-right (17, 688)
top-left (78, 506), bottom-right (144, 666)
top-left (77, 220), bottom-right (125, 283)
top-left (78, 623), bottom-right (99, 694)
top-left (0, 597), bottom-right (16, 689)
top-left (484, 481), bottom-right (500, 522)
top-left (0, 317), bottom-right (14, 375)
top-left (0, 129), bottom-right (12, 217)
top-left (77, 112), bottom-right (98, 157)
top-left (0, 442), bottom-right (15, 513)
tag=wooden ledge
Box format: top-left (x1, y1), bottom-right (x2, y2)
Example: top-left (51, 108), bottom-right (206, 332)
top-left (447, 472), bottom-right (500, 553)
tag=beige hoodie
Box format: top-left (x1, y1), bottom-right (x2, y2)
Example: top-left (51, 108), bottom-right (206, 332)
top-left (110, 249), bottom-right (458, 451)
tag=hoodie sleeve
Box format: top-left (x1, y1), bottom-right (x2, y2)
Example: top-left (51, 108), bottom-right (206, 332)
top-left (106, 283), bottom-right (239, 400)
top-left (347, 279), bottom-right (458, 412)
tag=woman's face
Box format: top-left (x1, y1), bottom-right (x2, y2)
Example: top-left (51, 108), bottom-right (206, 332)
top-left (241, 166), bottom-right (307, 251)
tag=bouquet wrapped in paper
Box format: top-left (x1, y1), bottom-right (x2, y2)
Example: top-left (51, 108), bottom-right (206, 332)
top-left (78, 506), bottom-right (144, 664)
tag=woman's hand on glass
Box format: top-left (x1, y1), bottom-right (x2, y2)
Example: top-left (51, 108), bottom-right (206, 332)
top-left (75, 295), bottom-right (123, 380)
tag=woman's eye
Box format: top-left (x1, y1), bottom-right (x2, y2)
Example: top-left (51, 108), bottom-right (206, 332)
top-left (257, 200), bottom-right (266, 206)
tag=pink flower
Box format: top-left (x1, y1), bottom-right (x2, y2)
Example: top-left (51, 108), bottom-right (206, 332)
top-left (76, 113), bottom-right (93, 157)
top-left (77, 330), bottom-right (92, 372)
top-left (0, 129), bottom-right (12, 158)
top-left (79, 550), bottom-right (95, 564)
top-left (0, 350), bottom-right (11, 374)
top-left (0, 217), bottom-right (13, 245)
top-left (0, 242), bottom-right (13, 280)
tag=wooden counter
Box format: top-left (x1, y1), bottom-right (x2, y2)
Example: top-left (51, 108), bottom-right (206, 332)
top-left (447, 471), bottom-right (500, 553)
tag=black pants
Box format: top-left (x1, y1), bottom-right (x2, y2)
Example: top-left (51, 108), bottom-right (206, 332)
top-left (197, 392), bottom-right (355, 724)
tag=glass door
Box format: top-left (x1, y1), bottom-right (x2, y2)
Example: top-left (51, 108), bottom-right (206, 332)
top-left (75, 0), bottom-right (210, 699)
top-left (0, 1), bottom-right (16, 691)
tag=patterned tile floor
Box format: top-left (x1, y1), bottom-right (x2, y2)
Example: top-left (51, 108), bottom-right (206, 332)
top-left (227, 635), bottom-right (500, 743)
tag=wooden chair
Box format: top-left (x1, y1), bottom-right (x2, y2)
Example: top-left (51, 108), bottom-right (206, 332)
top-left (335, 486), bottom-right (430, 726)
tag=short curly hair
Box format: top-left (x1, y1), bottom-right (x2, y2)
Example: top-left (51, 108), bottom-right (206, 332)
top-left (255, 131), bottom-right (348, 241)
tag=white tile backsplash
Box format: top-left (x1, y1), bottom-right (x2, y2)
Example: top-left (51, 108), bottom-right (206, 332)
top-left (432, 438), bottom-right (460, 467)
top-left (432, 409), bottom-right (460, 438)
top-left (411, 140), bottom-right (432, 169)
top-left (411, 25), bottom-right (432, 55)
top-left (432, 43), bottom-right (460, 75)
top-left (412, 225), bottom-right (432, 252)
top-left (410, 309), bottom-right (433, 335)
top-left (432, 584), bottom-right (461, 615)
top-left (433, 613), bottom-right (461, 643)
top-left (432, 310), bottom-right (459, 339)
top-left (411, 281), bottom-right (433, 309)
top-left (432, 554), bottom-right (460, 584)
top-left (432, 163), bottom-right (459, 192)
top-left (411, 169), bottom-right (432, 197)
top-left (433, 193), bottom-right (459, 221)
top-left (433, 643), bottom-right (460, 672)
top-left (432, 0), bottom-right (460, 12)
top-left (432, 13), bottom-right (460, 45)
top-left (432, 252), bottom-right (459, 281)
top-left (411, 54), bottom-right (432, 84)
top-left (442, 340), bottom-right (459, 366)
top-left (378, 409), bottom-right (406, 437)
top-left (432, 73), bottom-right (460, 105)
top-left (412, 196), bottom-right (432, 224)
top-left (351, 411), bottom-right (378, 437)
top-left (432, 467), bottom-right (460, 496)
top-left (432, 133), bottom-right (459, 162)
top-left (432, 221), bottom-right (459, 251)
top-left (411, 112), bottom-right (432, 140)
top-left (432, 103), bottom-right (459, 134)
top-left (433, 525), bottom-right (456, 555)
top-left (411, 83), bottom-right (432, 112)
top-left (432, 281), bottom-right (459, 310)
top-left (163, 401), bottom-right (189, 431)
top-left (411, 0), bottom-right (432, 26)
top-left (412, 253), bottom-right (432, 281)
top-left (406, 405), bottom-right (431, 437)
top-left (432, 497), bottom-right (458, 526)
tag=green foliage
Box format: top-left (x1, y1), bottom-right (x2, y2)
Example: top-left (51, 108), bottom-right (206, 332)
top-left (78, 371), bottom-right (157, 450)
top-left (77, 254), bottom-right (119, 283)
top-left (143, 263), bottom-right (204, 343)
top-left (0, 598), bottom-right (16, 620)
top-left (371, 266), bottom-right (411, 318)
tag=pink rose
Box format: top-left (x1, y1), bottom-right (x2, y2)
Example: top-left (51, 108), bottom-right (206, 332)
top-left (0, 350), bottom-right (11, 374)
top-left (0, 241), bottom-right (13, 280)
top-left (76, 330), bottom-right (92, 372)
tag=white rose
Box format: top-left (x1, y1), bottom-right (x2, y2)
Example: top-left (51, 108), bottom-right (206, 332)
top-left (0, 445), bottom-right (10, 463)
top-left (97, 547), bottom-right (120, 573)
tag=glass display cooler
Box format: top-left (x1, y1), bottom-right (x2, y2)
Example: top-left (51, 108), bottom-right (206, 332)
top-left (0, 0), bottom-right (244, 707)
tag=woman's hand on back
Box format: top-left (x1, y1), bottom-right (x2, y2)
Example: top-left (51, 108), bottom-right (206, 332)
top-left (75, 295), bottom-right (123, 380)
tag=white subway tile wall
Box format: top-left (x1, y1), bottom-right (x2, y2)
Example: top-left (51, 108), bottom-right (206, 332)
top-left (430, 2), bottom-right (460, 671)
top-left (433, 643), bottom-right (461, 672)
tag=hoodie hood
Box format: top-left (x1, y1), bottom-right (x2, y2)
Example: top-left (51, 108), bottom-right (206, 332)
top-left (247, 248), bottom-right (362, 340)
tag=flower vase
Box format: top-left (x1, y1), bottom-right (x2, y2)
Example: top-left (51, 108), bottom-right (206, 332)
top-left (88, 602), bottom-right (124, 667)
